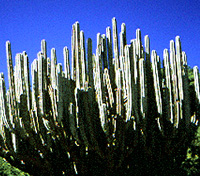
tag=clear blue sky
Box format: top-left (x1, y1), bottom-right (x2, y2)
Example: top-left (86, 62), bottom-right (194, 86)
top-left (0, 0), bottom-right (199, 88)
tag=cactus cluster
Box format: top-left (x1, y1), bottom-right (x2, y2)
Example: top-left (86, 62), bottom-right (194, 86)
top-left (0, 18), bottom-right (199, 175)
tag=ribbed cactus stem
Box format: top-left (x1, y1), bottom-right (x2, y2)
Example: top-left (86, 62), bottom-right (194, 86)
top-left (124, 45), bottom-right (132, 121)
top-left (6, 41), bottom-right (18, 133)
top-left (31, 59), bottom-right (38, 111)
top-left (112, 17), bottom-right (119, 71)
top-left (87, 38), bottom-right (94, 88)
top-left (175, 36), bottom-right (184, 120)
top-left (151, 50), bottom-right (162, 115)
top-left (0, 73), bottom-right (9, 137)
top-left (63, 46), bottom-right (70, 80)
top-left (38, 52), bottom-right (44, 115)
top-left (121, 23), bottom-right (127, 45)
top-left (115, 68), bottom-right (122, 116)
top-left (23, 51), bottom-right (32, 111)
top-left (120, 57), bottom-right (126, 100)
top-left (106, 26), bottom-right (115, 97)
top-left (71, 23), bottom-right (76, 81)
top-left (100, 35), bottom-right (107, 69)
top-left (47, 57), bottom-right (51, 77)
top-left (41, 39), bottom-right (47, 59)
top-left (163, 49), bottom-right (173, 123)
top-left (193, 66), bottom-right (200, 103)
top-left (57, 63), bottom-right (64, 123)
top-left (144, 35), bottom-right (150, 55)
top-left (106, 27), bottom-right (113, 66)
top-left (96, 33), bottom-right (104, 88)
top-left (94, 43), bottom-right (105, 127)
top-left (6, 41), bottom-right (15, 93)
top-left (80, 30), bottom-right (86, 89)
top-left (120, 32), bottom-right (125, 58)
top-left (30, 58), bottom-right (39, 133)
top-left (119, 32), bottom-right (126, 100)
top-left (129, 39), bottom-right (139, 125)
top-left (182, 51), bottom-right (187, 66)
top-left (132, 39), bottom-right (138, 84)
top-left (136, 29), bottom-right (142, 58)
top-left (6, 43), bottom-right (19, 152)
top-left (103, 68), bottom-right (114, 107)
top-left (51, 48), bottom-right (57, 89)
top-left (75, 22), bottom-right (80, 90)
top-left (41, 42), bottom-right (47, 91)
top-left (170, 40), bottom-right (179, 127)
top-left (139, 57), bottom-right (146, 119)
top-left (14, 53), bottom-right (24, 103)
top-left (56, 63), bottom-right (63, 98)
top-left (181, 51), bottom-right (191, 127)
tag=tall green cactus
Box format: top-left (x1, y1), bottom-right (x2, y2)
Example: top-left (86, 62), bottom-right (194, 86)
top-left (0, 18), bottom-right (199, 176)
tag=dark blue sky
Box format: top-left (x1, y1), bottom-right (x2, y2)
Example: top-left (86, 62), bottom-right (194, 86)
top-left (0, 0), bottom-right (200, 88)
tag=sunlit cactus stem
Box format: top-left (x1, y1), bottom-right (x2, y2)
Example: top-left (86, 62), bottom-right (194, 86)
top-left (80, 30), bottom-right (86, 89)
top-left (112, 17), bottom-right (119, 72)
top-left (51, 48), bottom-right (57, 90)
top-left (63, 46), bottom-right (70, 80)
top-left (193, 66), bottom-right (200, 103)
top-left (151, 50), bottom-right (162, 130)
top-left (41, 39), bottom-right (47, 59)
top-left (23, 51), bottom-right (32, 111)
top-left (87, 38), bottom-right (94, 89)
top-left (175, 36), bottom-right (184, 120)
top-left (163, 49), bottom-right (173, 123)
top-left (170, 40), bottom-right (179, 128)
top-left (0, 73), bottom-right (9, 139)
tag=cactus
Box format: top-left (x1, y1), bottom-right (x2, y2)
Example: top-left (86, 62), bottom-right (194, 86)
top-left (87, 38), bottom-right (93, 89)
top-left (163, 49), bottom-right (173, 123)
top-left (0, 18), bottom-right (199, 176)
top-left (63, 46), bottom-right (70, 80)
top-left (112, 17), bottom-right (119, 72)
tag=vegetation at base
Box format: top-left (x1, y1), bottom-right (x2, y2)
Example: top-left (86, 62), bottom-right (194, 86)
top-left (181, 125), bottom-right (200, 175)
top-left (0, 156), bottom-right (30, 176)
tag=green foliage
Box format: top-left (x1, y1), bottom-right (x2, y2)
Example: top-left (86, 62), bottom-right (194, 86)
top-left (181, 125), bottom-right (200, 175)
top-left (0, 157), bottom-right (30, 176)
top-left (182, 149), bottom-right (200, 175)
top-left (188, 66), bottom-right (194, 86)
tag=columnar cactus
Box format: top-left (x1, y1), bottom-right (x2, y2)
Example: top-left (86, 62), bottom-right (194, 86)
top-left (71, 23), bottom-right (76, 81)
top-left (163, 49), bottom-right (173, 123)
top-left (0, 18), bottom-right (199, 176)
top-left (101, 34), bottom-right (108, 69)
top-left (181, 51), bottom-right (191, 127)
top-left (193, 66), bottom-right (200, 103)
top-left (51, 48), bottom-right (57, 89)
top-left (6, 41), bottom-right (17, 124)
top-left (175, 36), bottom-right (184, 120)
top-left (23, 51), bottom-right (31, 112)
top-left (63, 46), bottom-right (70, 80)
top-left (87, 38), bottom-right (93, 88)
top-left (38, 52), bottom-right (44, 115)
top-left (112, 17), bottom-right (119, 72)
top-left (80, 30), bottom-right (86, 89)
top-left (75, 22), bottom-right (80, 90)
top-left (124, 45), bottom-right (132, 121)
top-left (151, 50), bottom-right (162, 116)
top-left (0, 73), bottom-right (9, 139)
top-left (170, 40), bottom-right (180, 128)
